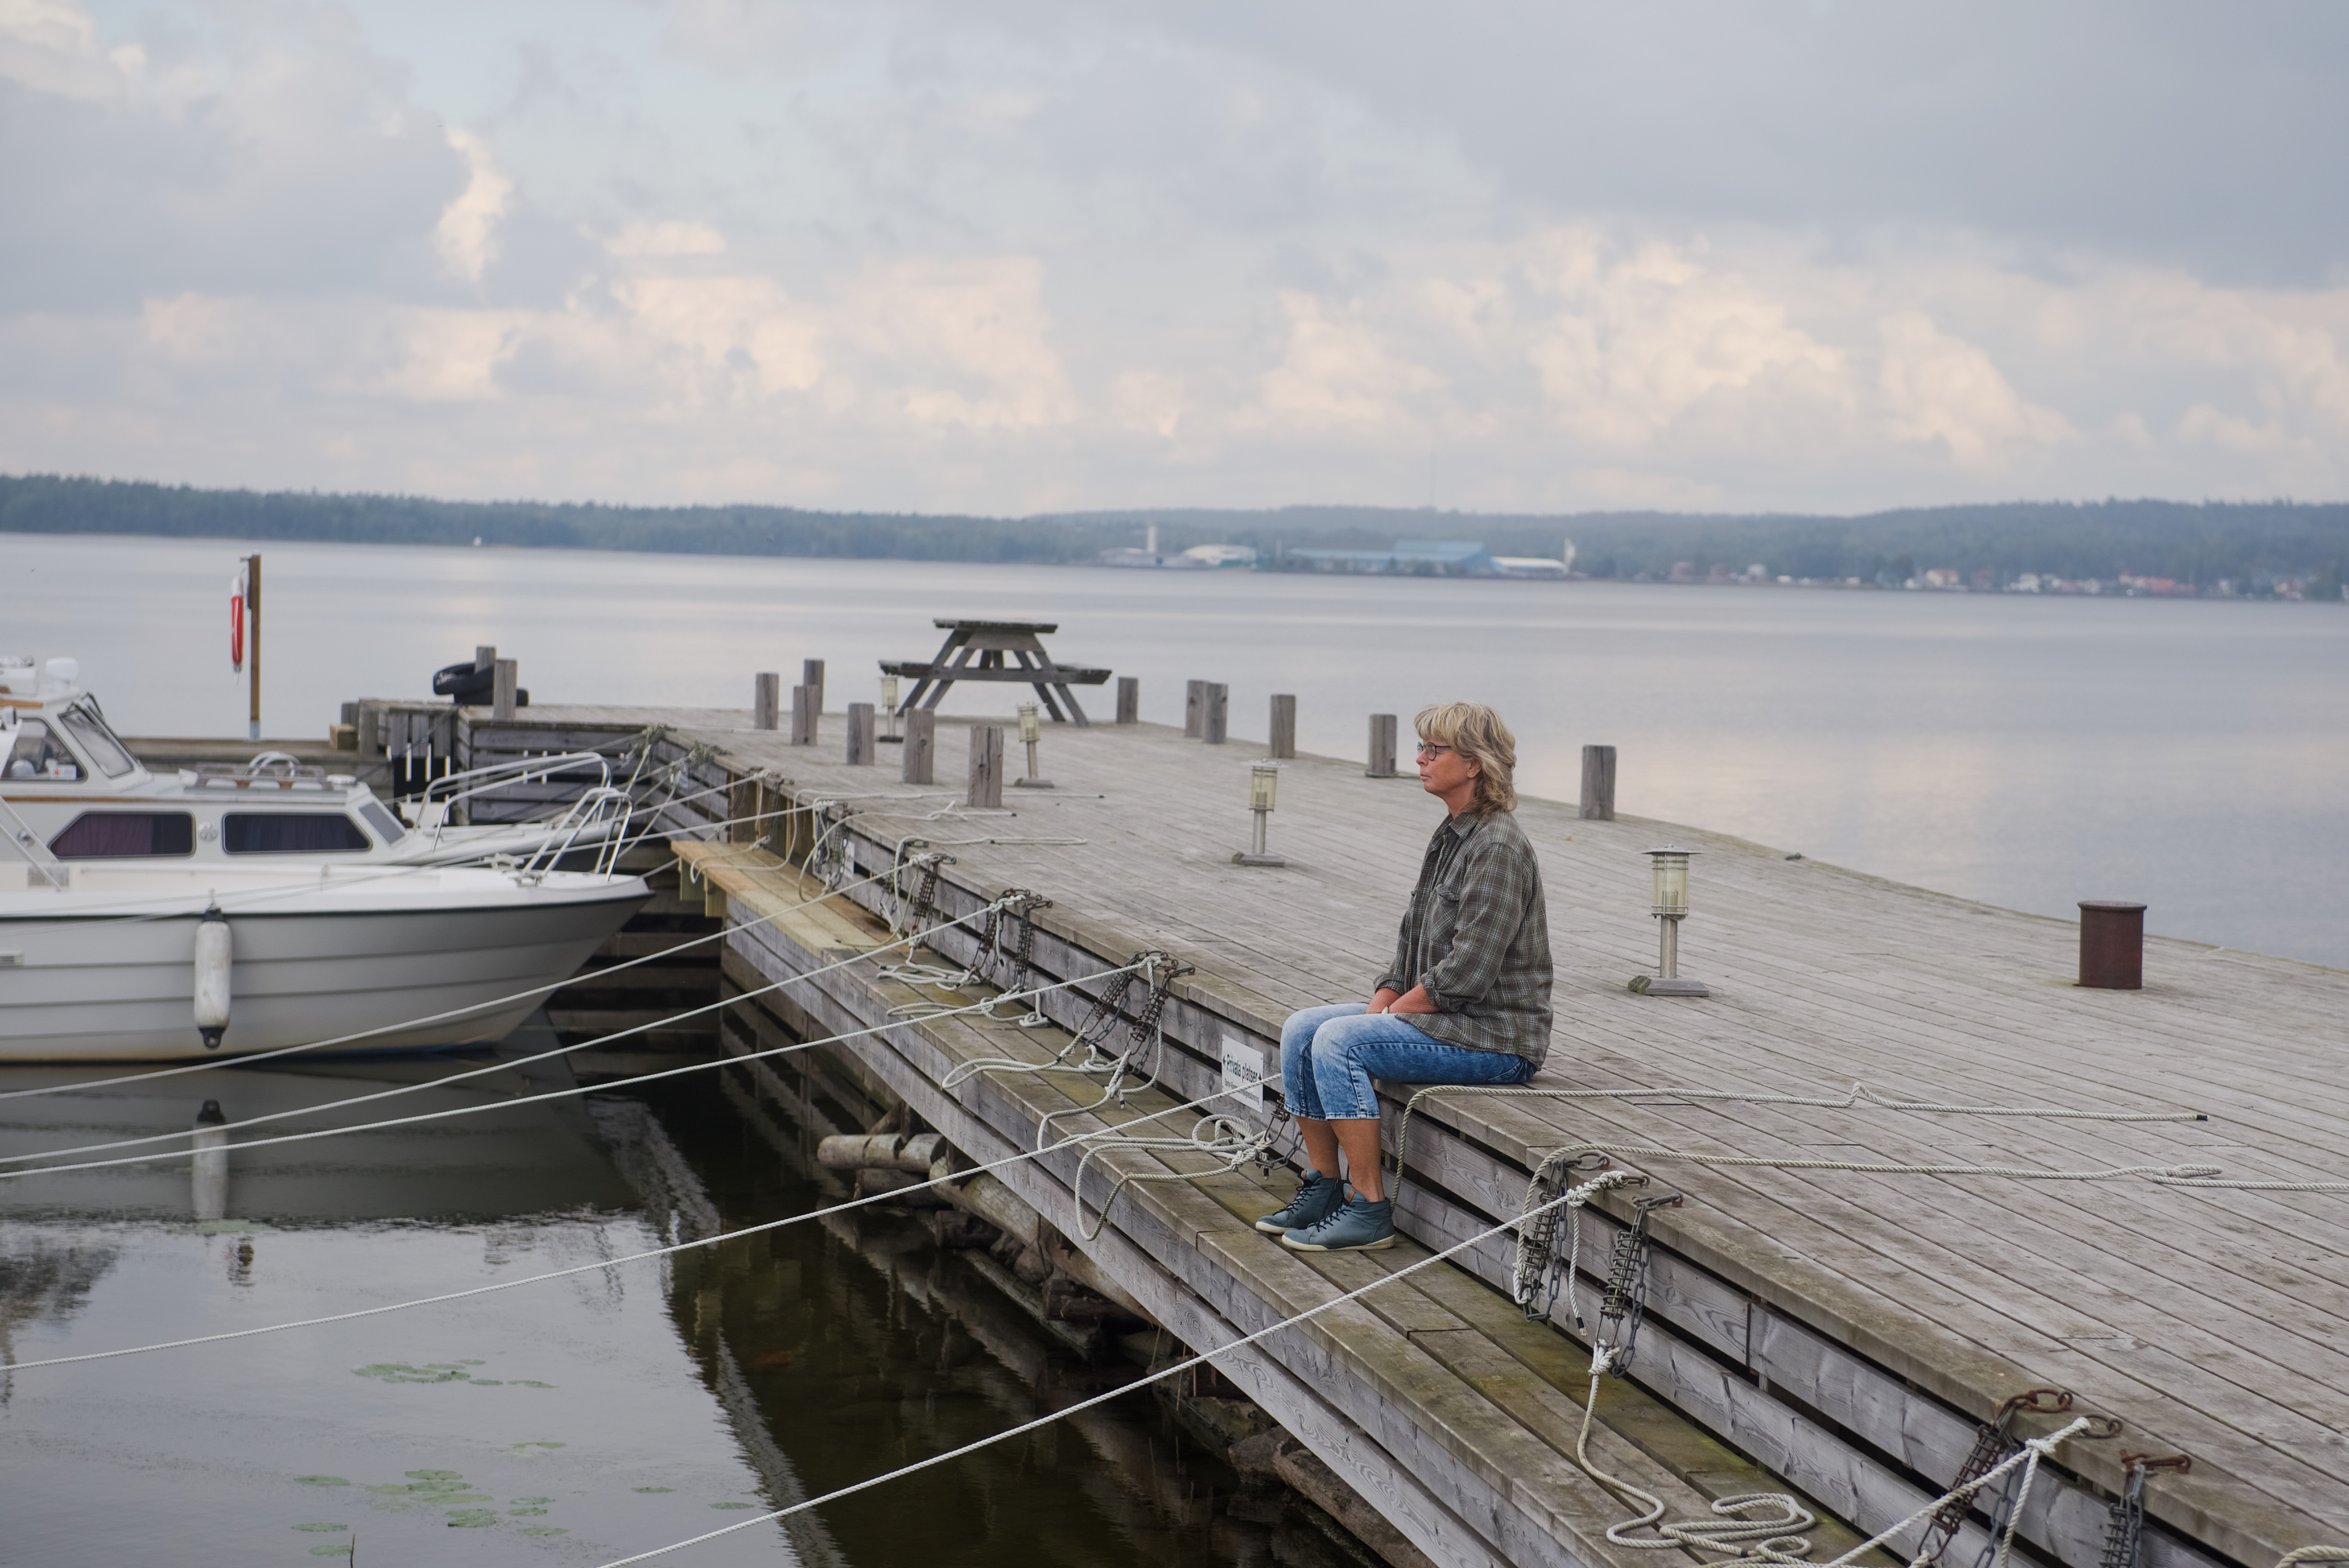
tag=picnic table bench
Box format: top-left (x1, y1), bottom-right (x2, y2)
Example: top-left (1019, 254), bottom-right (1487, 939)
top-left (881, 619), bottom-right (1110, 726)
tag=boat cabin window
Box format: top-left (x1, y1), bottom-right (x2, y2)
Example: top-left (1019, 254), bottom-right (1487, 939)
top-left (4, 721), bottom-right (80, 780)
top-left (51, 812), bottom-right (195, 859)
top-left (223, 812), bottom-right (372, 854)
top-left (57, 704), bottom-right (137, 778)
top-left (355, 798), bottom-right (407, 844)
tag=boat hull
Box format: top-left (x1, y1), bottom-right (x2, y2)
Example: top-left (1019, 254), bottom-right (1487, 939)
top-left (0, 872), bottom-right (647, 1061)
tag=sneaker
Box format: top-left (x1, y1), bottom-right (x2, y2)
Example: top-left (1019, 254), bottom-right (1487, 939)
top-left (1254, 1169), bottom-right (1344, 1234)
top-left (1280, 1196), bottom-right (1396, 1252)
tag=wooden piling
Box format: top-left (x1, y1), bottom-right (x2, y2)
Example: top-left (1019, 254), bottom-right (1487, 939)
top-left (1205, 684), bottom-right (1228, 745)
top-left (803, 659), bottom-right (826, 711)
top-left (791, 684), bottom-right (818, 746)
top-left (492, 659), bottom-right (518, 722)
top-left (753, 672), bottom-right (781, 731)
top-left (1367, 714), bottom-right (1397, 777)
top-left (1268, 694), bottom-right (1296, 759)
top-left (846, 703), bottom-right (876, 766)
top-left (1117, 676), bottom-right (1139, 725)
top-left (901, 709), bottom-right (936, 785)
top-left (1580, 744), bottom-right (1617, 821)
top-left (475, 645), bottom-right (496, 672)
top-left (968, 724), bottom-right (1004, 807)
top-left (1185, 680), bottom-right (1206, 738)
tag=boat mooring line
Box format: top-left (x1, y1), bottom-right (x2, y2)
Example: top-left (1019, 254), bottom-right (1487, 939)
top-left (0, 870), bottom-right (923, 1157)
top-left (0, 866), bottom-right (896, 1105)
top-left (0, 1072), bottom-right (1263, 1372)
top-left (0, 949), bottom-right (1146, 1181)
top-left (587, 1170), bottom-right (1632, 1567)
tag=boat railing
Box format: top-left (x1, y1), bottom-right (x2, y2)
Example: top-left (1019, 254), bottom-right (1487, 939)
top-left (517, 785), bottom-right (637, 875)
top-left (409, 751), bottom-right (614, 840)
top-left (185, 756), bottom-right (349, 792)
top-left (0, 793), bottom-right (67, 889)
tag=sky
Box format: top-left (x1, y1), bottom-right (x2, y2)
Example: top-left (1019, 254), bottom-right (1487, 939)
top-left (4, 0), bottom-right (2348, 517)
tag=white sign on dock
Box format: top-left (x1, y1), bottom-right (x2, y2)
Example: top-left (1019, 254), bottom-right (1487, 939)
top-left (1220, 1035), bottom-right (1266, 1116)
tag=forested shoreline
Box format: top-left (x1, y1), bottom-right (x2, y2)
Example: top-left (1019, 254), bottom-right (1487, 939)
top-left (4, 474), bottom-right (2342, 596)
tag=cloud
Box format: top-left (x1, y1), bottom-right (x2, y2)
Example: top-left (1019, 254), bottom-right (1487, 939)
top-left (4, 0), bottom-right (2349, 513)
top-left (435, 129), bottom-right (515, 282)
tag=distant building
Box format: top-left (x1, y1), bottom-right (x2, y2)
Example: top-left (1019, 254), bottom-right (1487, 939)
top-left (1095, 534), bottom-right (1257, 569)
top-left (1489, 555), bottom-right (1570, 579)
top-left (1283, 539), bottom-right (1501, 576)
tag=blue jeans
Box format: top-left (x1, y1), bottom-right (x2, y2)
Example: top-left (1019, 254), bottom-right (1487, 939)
top-left (1279, 1003), bottom-right (1534, 1121)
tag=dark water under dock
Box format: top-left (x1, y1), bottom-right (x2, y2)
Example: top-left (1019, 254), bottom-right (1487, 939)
top-left (0, 1037), bottom-right (1322, 1567)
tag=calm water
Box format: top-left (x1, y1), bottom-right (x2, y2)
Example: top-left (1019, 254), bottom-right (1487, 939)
top-left (8, 531), bottom-right (2347, 966)
top-left (0, 1048), bottom-right (1256, 1567)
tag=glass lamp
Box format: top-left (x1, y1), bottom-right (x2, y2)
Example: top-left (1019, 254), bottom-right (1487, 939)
top-left (1641, 846), bottom-right (1707, 996)
top-left (1012, 701), bottom-right (1053, 788)
top-left (879, 673), bottom-right (901, 742)
top-left (1235, 763), bottom-right (1285, 865)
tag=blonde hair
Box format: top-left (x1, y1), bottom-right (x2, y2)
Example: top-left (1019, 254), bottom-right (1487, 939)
top-left (1415, 702), bottom-right (1517, 815)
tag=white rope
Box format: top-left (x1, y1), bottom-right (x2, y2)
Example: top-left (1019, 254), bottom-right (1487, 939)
top-left (0, 1072), bottom-right (1257, 1373)
top-left (0, 928), bottom-right (1141, 1184)
top-left (1417, 1079), bottom-right (2204, 1123)
top-left (588, 1170), bottom-right (1629, 1567)
top-left (0, 866), bottom-right (893, 1112)
top-left (0, 871), bottom-right (927, 1167)
top-left (1539, 1139), bottom-right (2349, 1195)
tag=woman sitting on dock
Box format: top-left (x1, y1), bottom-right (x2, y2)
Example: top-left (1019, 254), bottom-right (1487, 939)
top-left (1260, 702), bottom-right (1553, 1252)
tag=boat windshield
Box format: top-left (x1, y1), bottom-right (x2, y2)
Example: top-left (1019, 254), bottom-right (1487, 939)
top-left (57, 703), bottom-right (137, 778)
top-left (4, 720), bottom-right (81, 781)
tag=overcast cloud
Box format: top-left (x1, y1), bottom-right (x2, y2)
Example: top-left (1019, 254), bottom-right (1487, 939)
top-left (4, 0), bottom-right (2346, 514)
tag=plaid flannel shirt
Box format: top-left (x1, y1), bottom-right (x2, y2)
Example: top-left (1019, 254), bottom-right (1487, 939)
top-left (1374, 808), bottom-right (1553, 1064)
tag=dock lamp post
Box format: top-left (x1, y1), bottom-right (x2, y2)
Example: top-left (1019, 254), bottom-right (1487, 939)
top-left (879, 673), bottom-right (901, 744)
top-left (1234, 763), bottom-right (1286, 866)
top-left (1641, 846), bottom-right (1709, 996)
top-left (1012, 702), bottom-right (1053, 788)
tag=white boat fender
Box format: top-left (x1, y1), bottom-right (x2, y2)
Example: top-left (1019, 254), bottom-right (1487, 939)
top-left (194, 905), bottom-right (232, 1050)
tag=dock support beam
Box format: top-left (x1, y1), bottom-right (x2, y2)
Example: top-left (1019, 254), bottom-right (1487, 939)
top-left (968, 724), bottom-right (1003, 807)
top-left (1368, 714), bottom-right (1397, 777)
top-left (1204, 683), bottom-right (1228, 744)
top-left (791, 685), bottom-right (818, 746)
top-left (802, 659), bottom-right (825, 712)
top-left (1580, 744), bottom-right (1616, 820)
top-left (753, 672), bottom-right (780, 731)
top-left (846, 703), bottom-right (875, 766)
top-left (901, 710), bottom-right (935, 785)
top-left (1268, 694), bottom-right (1296, 758)
top-left (1116, 676), bottom-right (1138, 725)
top-left (1185, 680), bottom-right (1206, 738)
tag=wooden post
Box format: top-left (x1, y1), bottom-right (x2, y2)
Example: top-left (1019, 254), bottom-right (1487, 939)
top-left (791, 684), bottom-right (818, 746)
top-left (475, 645), bottom-right (496, 672)
top-left (1580, 744), bottom-right (1617, 821)
top-left (1185, 680), bottom-right (1206, 738)
top-left (846, 703), bottom-right (876, 766)
top-left (968, 724), bottom-right (1004, 808)
top-left (1269, 694), bottom-right (1296, 759)
top-left (492, 659), bottom-right (517, 722)
top-left (753, 672), bottom-right (780, 730)
top-left (902, 709), bottom-right (936, 784)
top-left (1368, 714), bottom-right (1397, 777)
top-left (1116, 676), bottom-right (1139, 725)
top-left (803, 659), bottom-right (826, 711)
top-left (1205, 684), bottom-right (1228, 744)
top-left (2078, 901), bottom-right (2146, 990)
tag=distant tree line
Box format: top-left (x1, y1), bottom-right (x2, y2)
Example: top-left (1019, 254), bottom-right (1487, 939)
top-left (4, 475), bottom-right (2344, 596)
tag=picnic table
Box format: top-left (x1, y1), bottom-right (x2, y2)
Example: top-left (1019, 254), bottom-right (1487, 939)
top-left (881, 620), bottom-right (1111, 726)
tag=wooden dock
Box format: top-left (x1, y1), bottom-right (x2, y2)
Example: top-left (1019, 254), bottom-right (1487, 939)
top-left (446, 699), bottom-right (2347, 1568)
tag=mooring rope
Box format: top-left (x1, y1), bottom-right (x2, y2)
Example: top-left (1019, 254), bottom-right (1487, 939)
top-left (0, 874), bottom-right (960, 1167)
top-left (0, 1070), bottom-right (1262, 1372)
top-left (588, 1168), bottom-right (1632, 1567)
top-left (0, 927), bottom-right (1141, 1183)
top-left (0, 868), bottom-right (893, 1108)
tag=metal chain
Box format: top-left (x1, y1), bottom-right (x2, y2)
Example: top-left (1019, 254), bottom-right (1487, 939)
top-left (1916, 1390), bottom-right (2072, 1568)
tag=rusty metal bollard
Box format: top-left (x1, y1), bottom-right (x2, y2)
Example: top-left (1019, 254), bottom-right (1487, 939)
top-left (2077, 901), bottom-right (2146, 989)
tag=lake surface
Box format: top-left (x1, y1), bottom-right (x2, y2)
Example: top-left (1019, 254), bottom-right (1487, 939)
top-left (0, 1048), bottom-right (1259, 1567)
top-left (9, 531), bottom-right (2346, 967)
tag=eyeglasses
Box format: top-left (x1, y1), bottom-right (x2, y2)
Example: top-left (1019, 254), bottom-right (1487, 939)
top-left (1415, 742), bottom-right (1453, 759)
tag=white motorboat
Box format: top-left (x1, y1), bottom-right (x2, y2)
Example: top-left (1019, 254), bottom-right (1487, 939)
top-left (0, 658), bottom-right (650, 1062)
